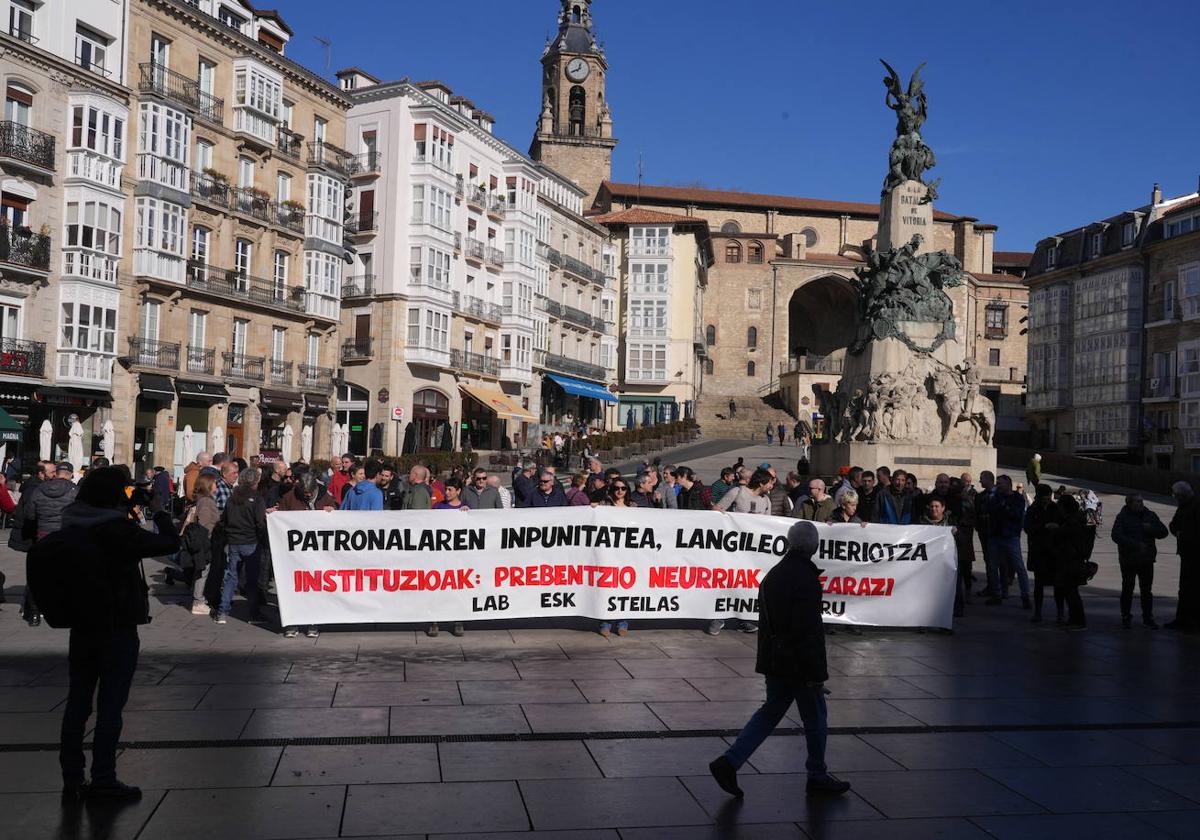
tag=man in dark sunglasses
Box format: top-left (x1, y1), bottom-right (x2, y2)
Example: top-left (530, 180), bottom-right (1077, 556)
top-left (528, 472), bottom-right (568, 507)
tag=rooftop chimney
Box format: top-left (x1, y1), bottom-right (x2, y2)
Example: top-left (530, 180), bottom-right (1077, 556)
top-left (1152, 182), bottom-right (1163, 205)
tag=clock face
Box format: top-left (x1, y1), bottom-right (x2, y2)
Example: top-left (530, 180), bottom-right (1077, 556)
top-left (566, 58), bottom-right (590, 82)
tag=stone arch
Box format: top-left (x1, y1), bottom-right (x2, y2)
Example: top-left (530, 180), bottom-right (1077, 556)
top-left (568, 85), bottom-right (586, 136)
top-left (786, 273), bottom-right (858, 359)
top-left (720, 220), bottom-right (741, 234)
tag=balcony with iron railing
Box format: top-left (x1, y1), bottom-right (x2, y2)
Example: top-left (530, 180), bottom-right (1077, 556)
top-left (138, 63), bottom-right (224, 123)
top-left (1145, 376), bottom-right (1178, 400)
top-left (561, 253), bottom-right (597, 282)
top-left (185, 345), bottom-right (216, 376)
top-left (276, 126), bottom-right (303, 159)
top-left (222, 352), bottom-right (265, 383)
top-left (74, 51), bottom-right (111, 78)
top-left (486, 246), bottom-right (504, 268)
top-left (230, 186), bottom-right (273, 224)
top-left (0, 337), bottom-right (46, 378)
top-left (298, 364), bottom-right (335, 391)
top-left (984, 326), bottom-right (1008, 341)
top-left (126, 337), bottom-right (180, 370)
top-left (591, 315), bottom-right (611, 334)
top-left (308, 140), bottom-right (355, 177)
top-left (190, 170), bottom-right (230, 207)
top-left (453, 292), bottom-right (502, 323)
top-left (267, 359), bottom-right (293, 387)
top-left (450, 349), bottom-right (500, 377)
top-left (341, 274), bottom-right (375, 299)
top-left (341, 339), bottom-right (373, 362)
top-left (185, 261), bottom-right (305, 313)
top-left (0, 224), bottom-right (51, 274)
top-left (534, 349), bottom-right (606, 382)
top-left (350, 151), bottom-right (380, 178)
top-left (487, 195), bottom-right (506, 219)
top-left (7, 23), bottom-right (35, 44)
top-left (779, 355), bottom-right (845, 376)
top-left (0, 121), bottom-right (55, 171)
top-left (466, 185), bottom-right (487, 210)
top-left (464, 237), bottom-right (486, 263)
top-left (345, 211), bottom-right (378, 235)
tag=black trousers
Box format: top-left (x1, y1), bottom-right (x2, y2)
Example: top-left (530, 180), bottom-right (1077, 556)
top-left (1119, 559), bottom-right (1154, 620)
top-left (60, 627), bottom-right (140, 785)
top-left (1032, 571), bottom-right (1064, 619)
top-left (1176, 555), bottom-right (1200, 629)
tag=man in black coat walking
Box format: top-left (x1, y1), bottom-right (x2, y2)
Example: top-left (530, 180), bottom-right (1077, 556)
top-left (1168, 481), bottom-right (1200, 632)
top-left (709, 521), bottom-right (850, 798)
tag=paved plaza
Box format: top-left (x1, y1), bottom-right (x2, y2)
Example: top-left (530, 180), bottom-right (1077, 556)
top-left (1, 444), bottom-right (1199, 838)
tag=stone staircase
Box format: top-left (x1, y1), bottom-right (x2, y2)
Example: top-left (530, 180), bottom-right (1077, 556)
top-left (696, 391), bottom-right (800, 442)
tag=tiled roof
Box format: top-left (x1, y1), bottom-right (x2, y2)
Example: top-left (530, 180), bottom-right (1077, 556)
top-left (971, 272), bottom-right (1026, 285)
top-left (993, 250), bottom-right (1033, 266)
top-left (590, 208), bottom-right (710, 228)
top-left (1164, 196), bottom-right (1200, 216)
top-left (599, 182), bottom-right (971, 223)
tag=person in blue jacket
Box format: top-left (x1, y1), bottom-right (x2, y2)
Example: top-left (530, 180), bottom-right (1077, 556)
top-left (340, 459), bottom-right (385, 511)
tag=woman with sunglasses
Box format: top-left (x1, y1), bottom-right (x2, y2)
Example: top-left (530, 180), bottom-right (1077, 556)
top-left (596, 479), bottom-right (636, 637)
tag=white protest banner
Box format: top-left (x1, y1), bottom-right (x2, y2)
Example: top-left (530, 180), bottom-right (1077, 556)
top-left (267, 508), bottom-right (959, 629)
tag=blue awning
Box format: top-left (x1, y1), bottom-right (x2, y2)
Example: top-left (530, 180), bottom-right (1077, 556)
top-left (546, 374), bottom-right (617, 403)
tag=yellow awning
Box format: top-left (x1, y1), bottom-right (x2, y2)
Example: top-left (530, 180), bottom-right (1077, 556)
top-left (459, 384), bottom-right (537, 423)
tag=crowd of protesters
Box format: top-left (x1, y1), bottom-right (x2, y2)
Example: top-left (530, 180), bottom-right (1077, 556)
top-left (5, 448), bottom-right (1198, 641)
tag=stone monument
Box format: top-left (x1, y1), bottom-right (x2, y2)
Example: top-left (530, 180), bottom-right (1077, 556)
top-left (811, 61), bottom-right (997, 485)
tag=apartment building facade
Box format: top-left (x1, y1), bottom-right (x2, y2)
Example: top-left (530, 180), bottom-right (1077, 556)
top-left (333, 72), bottom-right (617, 457)
top-left (1026, 183), bottom-right (1200, 465)
top-left (0, 0), bottom-right (130, 463)
top-left (591, 208), bottom-right (712, 425)
top-left (117, 0), bottom-right (352, 473)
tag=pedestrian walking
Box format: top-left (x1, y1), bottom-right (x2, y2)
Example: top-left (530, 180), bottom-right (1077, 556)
top-left (179, 473), bottom-right (221, 616)
top-left (1111, 493), bottom-right (1168, 628)
top-left (728, 398), bottom-right (737, 419)
top-left (776, 423), bottom-right (786, 447)
top-left (709, 521), bottom-right (850, 800)
top-left (765, 424), bottom-right (774, 445)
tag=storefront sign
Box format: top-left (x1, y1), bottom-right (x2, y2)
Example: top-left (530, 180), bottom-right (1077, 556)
top-left (268, 511), bottom-right (958, 629)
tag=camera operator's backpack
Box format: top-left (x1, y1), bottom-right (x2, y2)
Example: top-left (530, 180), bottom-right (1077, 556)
top-left (25, 526), bottom-right (106, 628)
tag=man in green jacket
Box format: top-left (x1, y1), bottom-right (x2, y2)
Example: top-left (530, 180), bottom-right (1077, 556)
top-left (791, 478), bottom-right (836, 523)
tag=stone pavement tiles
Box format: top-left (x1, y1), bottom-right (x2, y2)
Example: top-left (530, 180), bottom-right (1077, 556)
top-left (2, 445), bottom-right (1200, 836)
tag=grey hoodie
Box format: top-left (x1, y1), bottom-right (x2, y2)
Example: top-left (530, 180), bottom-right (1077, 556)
top-left (28, 478), bottom-right (78, 536)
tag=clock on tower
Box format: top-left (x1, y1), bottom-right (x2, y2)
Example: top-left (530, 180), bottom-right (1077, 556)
top-left (530, 0), bottom-right (617, 206)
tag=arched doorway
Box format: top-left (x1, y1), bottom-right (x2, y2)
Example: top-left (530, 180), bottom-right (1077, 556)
top-left (412, 388), bottom-right (450, 450)
top-left (786, 275), bottom-right (858, 363)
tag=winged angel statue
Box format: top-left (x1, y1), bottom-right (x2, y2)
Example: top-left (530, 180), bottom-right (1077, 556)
top-left (881, 60), bottom-right (939, 200)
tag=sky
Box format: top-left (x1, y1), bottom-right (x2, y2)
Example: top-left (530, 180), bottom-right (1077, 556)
top-left (277, 0), bottom-right (1199, 251)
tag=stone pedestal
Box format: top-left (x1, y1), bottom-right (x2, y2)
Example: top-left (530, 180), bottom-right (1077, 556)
top-left (878, 180), bottom-right (934, 253)
top-left (811, 440), bottom-right (996, 489)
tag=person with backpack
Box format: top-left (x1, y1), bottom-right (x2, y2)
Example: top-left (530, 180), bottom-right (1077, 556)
top-left (31, 467), bottom-right (180, 800)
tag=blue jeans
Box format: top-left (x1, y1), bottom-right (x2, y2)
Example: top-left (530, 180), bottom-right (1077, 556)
top-left (598, 620), bottom-right (629, 632)
top-left (60, 627), bottom-right (140, 785)
top-left (220, 543), bottom-right (261, 616)
top-left (987, 536), bottom-right (1029, 598)
top-left (724, 675), bottom-right (828, 778)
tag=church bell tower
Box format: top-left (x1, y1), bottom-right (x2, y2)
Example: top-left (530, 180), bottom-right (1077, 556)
top-left (530, 0), bottom-right (617, 206)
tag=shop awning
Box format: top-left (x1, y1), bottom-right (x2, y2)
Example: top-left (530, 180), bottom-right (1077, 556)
top-left (176, 380), bottom-right (229, 403)
top-left (304, 394), bottom-right (330, 414)
top-left (138, 373), bottom-right (176, 403)
top-left (546, 374), bottom-right (617, 403)
top-left (459, 384), bottom-right (537, 422)
top-left (36, 386), bottom-right (110, 405)
top-left (617, 395), bottom-right (677, 405)
top-left (260, 390), bottom-right (303, 412)
top-left (0, 406), bottom-right (23, 443)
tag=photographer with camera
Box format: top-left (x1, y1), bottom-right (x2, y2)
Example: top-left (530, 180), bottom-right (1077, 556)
top-left (29, 467), bottom-right (180, 800)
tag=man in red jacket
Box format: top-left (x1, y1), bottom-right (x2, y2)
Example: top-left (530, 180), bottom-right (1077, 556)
top-left (328, 453), bottom-right (356, 504)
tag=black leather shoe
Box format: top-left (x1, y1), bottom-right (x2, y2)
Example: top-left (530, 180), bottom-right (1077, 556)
top-left (806, 773), bottom-right (851, 797)
top-left (708, 756), bottom-right (743, 798)
top-left (85, 780), bottom-right (142, 800)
